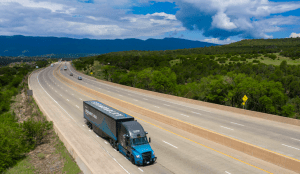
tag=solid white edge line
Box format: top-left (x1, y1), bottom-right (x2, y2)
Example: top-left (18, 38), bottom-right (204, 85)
top-left (225, 171), bottom-right (231, 174)
top-left (76, 105), bottom-right (79, 108)
top-left (163, 141), bottom-right (178, 148)
top-left (138, 168), bottom-right (144, 172)
top-left (154, 106), bottom-right (159, 108)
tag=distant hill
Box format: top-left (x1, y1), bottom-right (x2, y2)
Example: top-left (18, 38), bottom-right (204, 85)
top-left (0, 35), bottom-right (218, 57)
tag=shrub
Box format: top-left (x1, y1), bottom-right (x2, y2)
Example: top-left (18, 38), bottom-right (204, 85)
top-left (22, 117), bottom-right (53, 148)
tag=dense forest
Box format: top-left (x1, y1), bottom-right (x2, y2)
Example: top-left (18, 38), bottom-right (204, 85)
top-left (73, 38), bottom-right (300, 119)
top-left (0, 60), bottom-right (52, 172)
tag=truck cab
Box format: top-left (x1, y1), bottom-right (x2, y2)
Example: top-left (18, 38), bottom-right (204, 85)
top-left (118, 121), bottom-right (157, 166)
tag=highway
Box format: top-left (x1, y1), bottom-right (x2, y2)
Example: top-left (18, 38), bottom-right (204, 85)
top-left (28, 62), bottom-right (299, 174)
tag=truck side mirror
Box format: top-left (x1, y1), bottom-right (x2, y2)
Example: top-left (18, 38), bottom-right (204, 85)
top-left (149, 137), bottom-right (151, 143)
top-left (145, 131), bottom-right (148, 134)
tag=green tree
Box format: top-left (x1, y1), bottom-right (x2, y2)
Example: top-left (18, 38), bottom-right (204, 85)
top-left (280, 60), bottom-right (287, 74)
top-left (281, 104), bottom-right (295, 117)
top-left (150, 67), bottom-right (177, 93)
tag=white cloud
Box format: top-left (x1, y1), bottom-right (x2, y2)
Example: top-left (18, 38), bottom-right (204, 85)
top-left (290, 32), bottom-right (300, 38)
top-left (211, 12), bottom-right (237, 30)
top-left (202, 38), bottom-right (237, 45)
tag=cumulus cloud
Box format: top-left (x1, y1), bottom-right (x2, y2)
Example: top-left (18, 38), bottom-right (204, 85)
top-left (290, 32), bottom-right (300, 38)
top-left (174, 0), bottom-right (300, 39)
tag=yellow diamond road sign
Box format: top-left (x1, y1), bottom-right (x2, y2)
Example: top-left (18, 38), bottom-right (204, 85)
top-left (242, 95), bottom-right (248, 102)
top-left (90, 72), bottom-right (93, 75)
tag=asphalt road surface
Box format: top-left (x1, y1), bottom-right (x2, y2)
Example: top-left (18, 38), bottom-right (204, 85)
top-left (29, 62), bottom-right (299, 174)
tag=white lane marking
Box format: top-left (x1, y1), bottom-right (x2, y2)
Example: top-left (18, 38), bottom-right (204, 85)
top-left (119, 95), bottom-right (123, 96)
top-left (67, 99), bottom-right (69, 101)
top-left (143, 98), bottom-right (148, 100)
top-left (37, 71), bottom-right (75, 121)
top-left (191, 111), bottom-right (201, 115)
top-left (104, 141), bottom-right (108, 144)
top-left (55, 90), bottom-right (57, 92)
top-left (221, 126), bottom-right (234, 131)
top-left (134, 99), bottom-right (138, 101)
top-left (138, 168), bottom-right (144, 172)
top-left (114, 149), bottom-right (117, 152)
top-left (83, 125), bottom-right (85, 127)
top-left (282, 144), bottom-right (300, 151)
top-left (154, 106), bottom-right (159, 108)
top-left (164, 104), bottom-right (170, 106)
top-left (181, 114), bottom-right (189, 117)
top-left (96, 135), bottom-right (99, 137)
top-left (52, 88), bottom-right (53, 89)
top-left (66, 90), bottom-right (67, 91)
top-left (76, 105), bottom-right (79, 108)
top-left (163, 141), bottom-right (178, 148)
top-left (60, 94), bottom-right (62, 96)
top-left (72, 94), bottom-right (74, 95)
top-left (112, 158), bottom-right (130, 174)
top-left (291, 138), bottom-right (300, 142)
top-left (107, 91), bottom-right (111, 92)
top-left (230, 122), bottom-right (244, 126)
top-left (79, 98), bottom-right (82, 100)
top-left (225, 171), bottom-right (231, 174)
top-left (89, 130), bottom-right (92, 132)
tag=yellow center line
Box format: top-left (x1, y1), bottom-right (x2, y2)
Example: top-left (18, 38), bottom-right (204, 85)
top-left (53, 65), bottom-right (276, 173)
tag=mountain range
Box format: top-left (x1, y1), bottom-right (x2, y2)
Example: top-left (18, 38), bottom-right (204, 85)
top-left (0, 35), bottom-right (218, 57)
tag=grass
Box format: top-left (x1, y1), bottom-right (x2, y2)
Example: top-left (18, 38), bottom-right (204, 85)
top-left (4, 157), bottom-right (35, 174)
top-left (169, 59), bottom-right (181, 66)
top-left (55, 139), bottom-right (81, 174)
top-left (37, 153), bottom-right (45, 160)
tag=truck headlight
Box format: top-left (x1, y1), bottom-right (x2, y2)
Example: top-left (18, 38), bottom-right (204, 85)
top-left (136, 155), bottom-right (141, 158)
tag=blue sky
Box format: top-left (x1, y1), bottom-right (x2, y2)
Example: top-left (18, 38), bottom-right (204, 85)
top-left (0, 0), bottom-right (300, 44)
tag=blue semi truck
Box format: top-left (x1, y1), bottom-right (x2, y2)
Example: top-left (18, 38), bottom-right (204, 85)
top-left (83, 100), bottom-right (157, 166)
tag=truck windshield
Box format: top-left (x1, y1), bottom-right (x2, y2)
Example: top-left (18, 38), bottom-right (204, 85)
top-left (132, 137), bottom-right (148, 146)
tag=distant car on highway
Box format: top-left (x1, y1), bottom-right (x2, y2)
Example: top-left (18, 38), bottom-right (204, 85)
top-left (70, 73), bottom-right (73, 76)
top-left (78, 76), bottom-right (82, 80)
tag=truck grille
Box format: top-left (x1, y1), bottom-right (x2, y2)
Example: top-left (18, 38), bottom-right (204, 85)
top-left (142, 152), bottom-right (151, 161)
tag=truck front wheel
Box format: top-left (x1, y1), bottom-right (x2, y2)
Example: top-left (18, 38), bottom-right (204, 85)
top-left (130, 155), bottom-right (135, 165)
